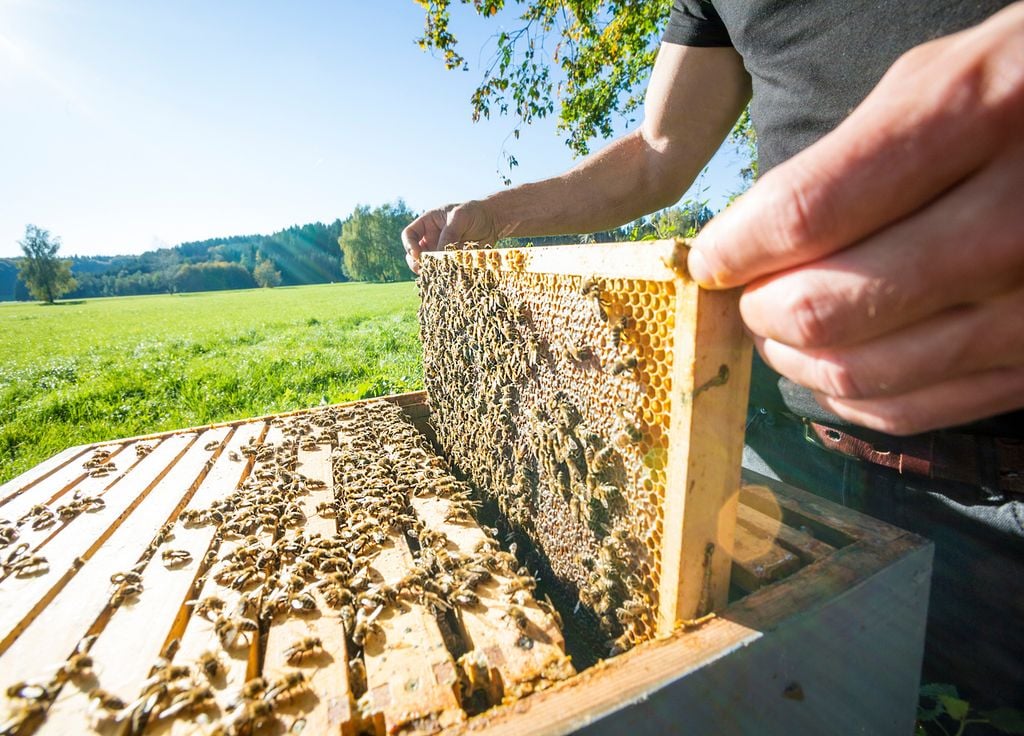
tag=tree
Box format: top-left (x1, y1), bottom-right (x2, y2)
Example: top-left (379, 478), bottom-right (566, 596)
top-left (415, 1), bottom-right (756, 181)
top-left (16, 225), bottom-right (77, 303)
top-left (253, 257), bottom-right (282, 288)
top-left (338, 201), bottom-right (417, 282)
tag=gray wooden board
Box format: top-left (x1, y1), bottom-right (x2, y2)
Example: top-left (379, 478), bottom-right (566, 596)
top-left (575, 540), bottom-right (932, 736)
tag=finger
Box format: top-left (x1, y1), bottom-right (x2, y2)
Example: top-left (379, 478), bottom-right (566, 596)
top-left (740, 139), bottom-right (1024, 347)
top-left (755, 286), bottom-right (1024, 400)
top-left (814, 364), bottom-right (1024, 435)
top-left (688, 11), bottom-right (1024, 289)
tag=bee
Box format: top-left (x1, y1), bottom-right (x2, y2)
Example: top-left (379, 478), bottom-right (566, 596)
top-left (565, 343), bottom-right (593, 362)
top-left (607, 632), bottom-right (632, 656)
top-left (161, 549), bottom-right (193, 568)
top-left (159, 685), bottom-right (216, 719)
top-left (196, 649), bottom-right (226, 680)
top-left (581, 277), bottom-right (609, 321)
top-left (189, 595), bottom-right (227, 619)
top-left (61, 652), bottom-right (95, 682)
top-left (135, 443), bottom-right (154, 458)
top-left (452, 589), bottom-right (480, 608)
top-left (228, 450), bottom-right (242, 462)
top-left (224, 698), bottom-right (275, 733)
top-left (7, 554), bottom-right (49, 578)
top-left (204, 440), bottom-right (220, 451)
top-left (502, 605), bottom-right (530, 632)
top-left (214, 614), bottom-right (258, 650)
top-left (608, 355), bottom-right (638, 376)
top-left (444, 506), bottom-right (475, 525)
top-left (110, 581), bottom-right (144, 607)
top-left (1, 701), bottom-right (46, 733)
top-left (502, 573), bottom-right (537, 597)
top-left (265, 671), bottom-right (309, 704)
top-left (6, 681), bottom-right (54, 701)
top-left (284, 636), bottom-right (324, 664)
top-left (348, 657), bottom-right (367, 695)
top-left (352, 618), bottom-right (383, 648)
top-left (237, 676), bottom-right (268, 701)
top-left (608, 314), bottom-right (630, 348)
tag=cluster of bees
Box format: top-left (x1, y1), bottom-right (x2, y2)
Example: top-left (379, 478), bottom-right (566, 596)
top-left (419, 251), bottom-right (678, 650)
top-left (2, 400), bottom-right (565, 735)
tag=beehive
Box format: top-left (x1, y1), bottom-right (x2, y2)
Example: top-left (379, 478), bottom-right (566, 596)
top-left (419, 240), bottom-right (752, 648)
top-left (0, 394), bottom-right (931, 735)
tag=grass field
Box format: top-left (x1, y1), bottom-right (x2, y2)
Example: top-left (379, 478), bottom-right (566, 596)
top-left (0, 282), bottom-right (423, 484)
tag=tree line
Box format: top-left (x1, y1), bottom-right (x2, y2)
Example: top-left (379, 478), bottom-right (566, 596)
top-left (2, 201), bottom-right (419, 302)
top-left (5, 198), bottom-right (712, 304)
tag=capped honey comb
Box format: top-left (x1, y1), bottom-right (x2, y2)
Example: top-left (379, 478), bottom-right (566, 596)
top-left (419, 240), bottom-right (752, 652)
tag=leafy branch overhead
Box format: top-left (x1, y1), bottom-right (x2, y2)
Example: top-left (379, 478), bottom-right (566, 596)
top-left (415, 0), bottom-right (673, 157)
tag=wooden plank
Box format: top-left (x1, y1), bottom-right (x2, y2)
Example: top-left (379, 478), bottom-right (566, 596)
top-left (0, 428), bottom-right (222, 706)
top-left (0, 442), bottom-right (132, 524)
top-left (3, 440), bottom-right (156, 566)
top-left (409, 494), bottom-right (574, 703)
top-left (361, 532), bottom-right (465, 736)
top-left (738, 477), bottom-right (902, 547)
top-left (736, 503), bottom-right (835, 565)
top-left (37, 423), bottom-right (262, 734)
top-left (657, 245), bottom-right (752, 631)
top-left (0, 444), bottom-right (91, 507)
top-left (259, 444), bottom-right (356, 736)
top-left (0, 433), bottom-right (195, 656)
top-left (423, 241), bottom-right (682, 282)
top-left (728, 520), bottom-right (801, 594)
top-left (151, 424), bottom-right (289, 735)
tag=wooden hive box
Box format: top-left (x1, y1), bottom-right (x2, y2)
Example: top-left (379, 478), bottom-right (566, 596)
top-left (0, 241), bottom-right (932, 735)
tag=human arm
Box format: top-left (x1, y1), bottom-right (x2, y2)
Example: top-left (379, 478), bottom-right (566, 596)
top-left (687, 2), bottom-right (1024, 434)
top-left (402, 42), bottom-right (751, 272)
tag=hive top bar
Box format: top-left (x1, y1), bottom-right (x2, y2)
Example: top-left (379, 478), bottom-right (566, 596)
top-left (421, 239), bottom-right (692, 282)
top-left (418, 240), bottom-right (752, 649)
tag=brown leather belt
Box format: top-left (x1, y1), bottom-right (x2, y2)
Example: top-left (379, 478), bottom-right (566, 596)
top-left (806, 422), bottom-right (1024, 497)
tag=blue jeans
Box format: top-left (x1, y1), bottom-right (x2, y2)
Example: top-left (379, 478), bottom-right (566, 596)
top-left (744, 408), bottom-right (1024, 708)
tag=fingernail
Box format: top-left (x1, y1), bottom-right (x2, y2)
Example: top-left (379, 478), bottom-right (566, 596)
top-left (687, 248), bottom-right (715, 286)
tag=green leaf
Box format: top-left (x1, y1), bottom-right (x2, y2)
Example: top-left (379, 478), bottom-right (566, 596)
top-left (982, 708), bottom-right (1024, 735)
top-left (938, 695), bottom-right (970, 722)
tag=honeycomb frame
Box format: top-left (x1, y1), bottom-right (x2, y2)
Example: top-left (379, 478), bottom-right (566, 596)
top-left (419, 239), bottom-right (752, 648)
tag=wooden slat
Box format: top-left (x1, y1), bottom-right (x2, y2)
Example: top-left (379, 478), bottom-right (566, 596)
top-left (0, 433), bottom-right (195, 656)
top-left (729, 521), bottom-right (801, 594)
top-left (0, 442), bottom-right (132, 524)
top-left (4, 440), bottom-right (155, 564)
top-left (37, 423), bottom-right (262, 734)
top-left (259, 444), bottom-right (356, 736)
top-left (361, 532), bottom-right (465, 736)
top-left (410, 494), bottom-right (574, 702)
top-left (152, 424), bottom-right (287, 735)
top-left (423, 241), bottom-right (682, 282)
top-left (0, 444), bottom-right (92, 507)
top-left (738, 480), bottom-right (901, 547)
top-left (657, 250), bottom-right (752, 631)
top-left (0, 429), bottom-right (222, 702)
top-left (736, 503), bottom-right (835, 565)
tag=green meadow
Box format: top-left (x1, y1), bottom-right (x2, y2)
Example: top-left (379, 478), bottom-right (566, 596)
top-left (0, 283), bottom-right (423, 484)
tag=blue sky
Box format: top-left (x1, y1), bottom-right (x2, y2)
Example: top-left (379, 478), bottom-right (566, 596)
top-left (0, 1), bottom-right (747, 258)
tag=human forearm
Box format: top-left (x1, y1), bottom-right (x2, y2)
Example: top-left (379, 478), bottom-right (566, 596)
top-left (474, 129), bottom-right (694, 239)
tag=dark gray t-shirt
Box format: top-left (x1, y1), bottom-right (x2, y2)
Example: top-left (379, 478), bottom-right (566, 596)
top-left (663, 0), bottom-right (1022, 437)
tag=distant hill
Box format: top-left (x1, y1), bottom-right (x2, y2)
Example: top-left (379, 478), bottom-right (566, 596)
top-left (0, 220), bottom-right (347, 302)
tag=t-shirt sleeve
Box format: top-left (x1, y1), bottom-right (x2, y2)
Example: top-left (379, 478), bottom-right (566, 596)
top-left (662, 0), bottom-right (732, 47)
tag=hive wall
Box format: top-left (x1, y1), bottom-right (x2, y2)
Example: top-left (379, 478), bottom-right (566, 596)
top-left (419, 241), bottom-right (751, 651)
